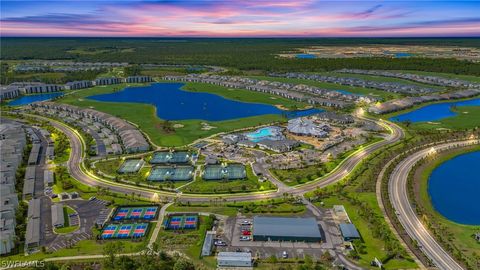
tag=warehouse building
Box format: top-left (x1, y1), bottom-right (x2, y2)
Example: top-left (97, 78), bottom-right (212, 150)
top-left (252, 216), bottom-right (322, 242)
top-left (217, 252), bottom-right (252, 268)
top-left (339, 223), bottom-right (361, 241)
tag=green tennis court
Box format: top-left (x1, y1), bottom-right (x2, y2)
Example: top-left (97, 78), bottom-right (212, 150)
top-left (118, 159), bottom-right (144, 173)
top-left (150, 151), bottom-right (191, 164)
top-left (202, 164), bottom-right (246, 180)
top-left (147, 166), bottom-right (194, 181)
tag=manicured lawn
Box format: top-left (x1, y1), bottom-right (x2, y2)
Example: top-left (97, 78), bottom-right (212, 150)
top-left (167, 205), bottom-right (239, 217)
top-left (249, 75), bottom-right (402, 100)
top-left (181, 164), bottom-right (275, 194)
top-left (56, 82), bottom-right (302, 146)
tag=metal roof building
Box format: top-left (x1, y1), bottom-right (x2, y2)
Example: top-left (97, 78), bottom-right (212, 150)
top-left (217, 252), bottom-right (252, 268)
top-left (51, 204), bottom-right (65, 228)
top-left (201, 230), bottom-right (215, 256)
top-left (252, 216), bottom-right (322, 242)
top-left (339, 223), bottom-right (361, 241)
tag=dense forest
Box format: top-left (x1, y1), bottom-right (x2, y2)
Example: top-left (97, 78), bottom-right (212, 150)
top-left (2, 38), bottom-right (480, 75)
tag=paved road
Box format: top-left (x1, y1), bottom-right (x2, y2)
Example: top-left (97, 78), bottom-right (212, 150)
top-left (388, 139), bottom-right (479, 270)
top-left (27, 114), bottom-right (404, 202)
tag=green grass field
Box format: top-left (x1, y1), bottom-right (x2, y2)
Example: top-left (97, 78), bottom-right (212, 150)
top-left (249, 75), bottom-right (403, 100)
top-left (56, 82), bottom-right (304, 146)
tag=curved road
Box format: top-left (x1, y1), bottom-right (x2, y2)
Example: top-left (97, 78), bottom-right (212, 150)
top-left (37, 114), bottom-right (403, 202)
top-left (388, 139), bottom-right (479, 270)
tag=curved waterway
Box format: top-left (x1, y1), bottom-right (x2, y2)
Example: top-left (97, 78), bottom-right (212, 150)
top-left (428, 151), bottom-right (480, 225)
top-left (390, 97), bottom-right (480, 123)
top-left (8, 92), bottom-right (64, 106)
top-left (88, 83), bottom-right (322, 121)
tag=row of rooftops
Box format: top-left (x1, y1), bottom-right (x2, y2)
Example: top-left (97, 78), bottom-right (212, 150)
top-left (270, 72), bottom-right (441, 95)
top-left (0, 76), bottom-right (153, 101)
top-left (30, 102), bottom-right (150, 153)
top-left (164, 74), bottom-right (377, 108)
top-left (0, 122), bottom-right (26, 255)
top-left (369, 89), bottom-right (480, 114)
top-left (337, 69), bottom-right (480, 89)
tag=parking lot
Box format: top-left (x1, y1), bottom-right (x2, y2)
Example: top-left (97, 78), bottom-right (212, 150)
top-left (215, 217), bottom-right (330, 259)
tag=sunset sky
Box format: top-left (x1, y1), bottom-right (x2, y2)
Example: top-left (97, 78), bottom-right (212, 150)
top-left (1, 0), bottom-right (479, 37)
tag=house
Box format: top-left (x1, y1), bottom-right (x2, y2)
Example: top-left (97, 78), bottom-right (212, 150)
top-left (257, 139), bottom-right (300, 153)
top-left (126, 76), bottom-right (152, 83)
top-left (44, 169), bottom-right (54, 187)
top-left (65, 80), bottom-right (93, 90)
top-left (94, 77), bottom-right (122, 86)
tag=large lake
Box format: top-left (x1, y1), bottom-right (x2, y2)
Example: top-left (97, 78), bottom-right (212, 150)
top-left (88, 83), bottom-right (322, 121)
top-left (428, 151), bottom-right (480, 225)
top-left (390, 97), bottom-right (480, 123)
top-left (8, 92), bottom-right (64, 106)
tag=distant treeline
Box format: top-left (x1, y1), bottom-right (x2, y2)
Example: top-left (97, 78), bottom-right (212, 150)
top-left (0, 63), bottom-right (106, 84)
top-left (2, 37), bottom-right (480, 75)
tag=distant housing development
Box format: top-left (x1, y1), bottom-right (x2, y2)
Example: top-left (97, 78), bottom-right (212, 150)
top-left (270, 72), bottom-right (440, 95)
top-left (164, 74), bottom-right (377, 108)
top-left (0, 75), bottom-right (153, 102)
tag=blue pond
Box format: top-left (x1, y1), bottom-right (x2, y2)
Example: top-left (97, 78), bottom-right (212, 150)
top-left (335, 89), bottom-right (362, 96)
top-left (8, 92), bottom-right (64, 106)
top-left (88, 83), bottom-right (322, 121)
top-left (428, 151), bottom-right (480, 225)
top-left (390, 98), bottom-right (480, 123)
top-left (394, 52), bottom-right (412, 58)
top-left (296, 54), bottom-right (316, 59)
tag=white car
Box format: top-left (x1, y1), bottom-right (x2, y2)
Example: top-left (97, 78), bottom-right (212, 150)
top-left (239, 236), bottom-right (251, 241)
top-left (282, 251), bottom-right (288, 259)
top-left (241, 220), bottom-right (252, 225)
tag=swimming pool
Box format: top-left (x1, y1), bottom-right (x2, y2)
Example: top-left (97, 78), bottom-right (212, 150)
top-left (245, 126), bottom-right (284, 142)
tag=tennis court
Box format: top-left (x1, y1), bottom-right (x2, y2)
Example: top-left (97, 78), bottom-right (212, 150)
top-left (112, 206), bottom-right (159, 221)
top-left (225, 164), bottom-right (247, 179)
top-left (100, 223), bottom-right (149, 239)
top-left (203, 165), bottom-right (224, 180)
top-left (164, 214), bottom-right (198, 230)
top-left (150, 151), bottom-right (191, 164)
top-left (118, 159), bottom-right (144, 174)
top-left (147, 166), bottom-right (193, 181)
top-left (203, 164), bottom-right (246, 180)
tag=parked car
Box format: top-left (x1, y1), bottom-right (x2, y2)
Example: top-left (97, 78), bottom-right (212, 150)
top-left (241, 220), bottom-right (252, 225)
top-left (242, 230), bottom-right (251, 236)
top-left (214, 240), bottom-right (227, 246)
top-left (239, 236), bottom-right (251, 241)
top-left (282, 251), bottom-right (288, 259)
